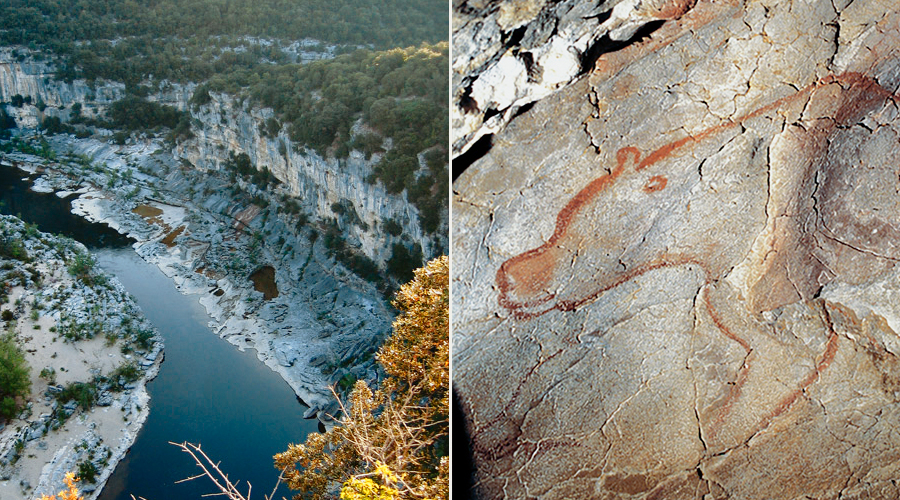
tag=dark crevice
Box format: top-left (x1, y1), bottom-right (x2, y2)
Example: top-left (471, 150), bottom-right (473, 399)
top-left (521, 51), bottom-right (538, 82)
top-left (501, 25), bottom-right (528, 48)
top-left (511, 101), bottom-right (536, 121)
top-left (584, 8), bottom-right (614, 25)
top-left (482, 106), bottom-right (501, 124)
top-left (453, 133), bottom-right (493, 180)
top-left (579, 19), bottom-right (666, 74)
top-left (459, 85), bottom-right (479, 114)
top-left (451, 389), bottom-right (475, 497)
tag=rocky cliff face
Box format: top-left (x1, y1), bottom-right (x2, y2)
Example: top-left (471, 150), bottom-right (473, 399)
top-left (177, 92), bottom-right (438, 264)
top-left (0, 47), bottom-right (441, 265)
top-left (0, 48), bottom-right (124, 128)
top-left (452, 0), bottom-right (694, 158)
top-left (454, 0), bottom-right (900, 498)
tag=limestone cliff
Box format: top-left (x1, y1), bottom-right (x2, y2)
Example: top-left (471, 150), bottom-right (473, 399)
top-left (0, 49), bottom-right (124, 129)
top-left (176, 91), bottom-right (439, 264)
top-left (454, 0), bottom-right (900, 498)
top-left (0, 47), bottom-right (442, 266)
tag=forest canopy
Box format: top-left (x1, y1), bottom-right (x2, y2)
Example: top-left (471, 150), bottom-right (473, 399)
top-left (0, 0), bottom-right (446, 51)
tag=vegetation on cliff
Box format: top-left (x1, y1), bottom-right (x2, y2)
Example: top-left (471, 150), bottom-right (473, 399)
top-left (201, 41), bottom-right (448, 234)
top-left (0, 224), bottom-right (32, 420)
top-left (0, 0), bottom-right (445, 60)
top-left (3, 0), bottom-right (448, 239)
top-left (0, 331), bottom-right (30, 420)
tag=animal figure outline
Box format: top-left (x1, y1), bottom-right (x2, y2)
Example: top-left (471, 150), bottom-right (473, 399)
top-left (489, 72), bottom-right (900, 448)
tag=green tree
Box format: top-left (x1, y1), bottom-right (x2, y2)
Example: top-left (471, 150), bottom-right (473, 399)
top-left (0, 331), bottom-right (31, 420)
top-left (275, 256), bottom-right (449, 500)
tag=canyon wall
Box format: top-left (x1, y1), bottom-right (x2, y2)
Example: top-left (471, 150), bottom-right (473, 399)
top-left (0, 47), bottom-right (442, 266)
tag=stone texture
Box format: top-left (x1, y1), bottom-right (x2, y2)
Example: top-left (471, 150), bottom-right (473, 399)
top-left (453, 0), bottom-right (900, 498)
top-left (452, 0), bottom-right (699, 157)
top-left (175, 92), bottom-right (444, 263)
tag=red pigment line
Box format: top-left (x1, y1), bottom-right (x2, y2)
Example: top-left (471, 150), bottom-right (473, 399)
top-left (498, 72), bottom-right (895, 320)
top-left (553, 146), bottom-right (639, 245)
top-left (702, 285), bottom-right (754, 441)
top-left (496, 147), bottom-right (638, 310)
top-left (507, 255), bottom-right (708, 320)
top-left (634, 79), bottom-right (813, 171)
top-left (559, 254), bottom-right (708, 313)
top-left (643, 175), bottom-right (668, 192)
top-left (705, 355), bottom-right (752, 442)
top-left (741, 302), bottom-right (840, 441)
top-left (703, 287), bottom-right (750, 352)
top-left (635, 72), bottom-right (893, 172)
top-left (754, 329), bottom-right (838, 433)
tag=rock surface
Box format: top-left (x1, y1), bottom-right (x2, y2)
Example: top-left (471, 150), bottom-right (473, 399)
top-left (452, 0), bottom-right (697, 157)
top-left (453, 0), bottom-right (900, 498)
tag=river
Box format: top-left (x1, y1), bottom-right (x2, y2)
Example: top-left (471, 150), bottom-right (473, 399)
top-left (1, 163), bottom-right (318, 500)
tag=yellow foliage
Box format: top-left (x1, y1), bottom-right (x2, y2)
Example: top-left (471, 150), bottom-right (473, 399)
top-left (378, 256), bottom-right (449, 409)
top-left (37, 472), bottom-right (83, 500)
top-left (276, 257), bottom-right (449, 500)
top-left (339, 463), bottom-right (401, 500)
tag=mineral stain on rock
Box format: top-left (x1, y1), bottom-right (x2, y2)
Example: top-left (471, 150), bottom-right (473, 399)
top-left (250, 265), bottom-right (279, 300)
top-left (131, 204), bottom-right (163, 219)
top-left (160, 225), bottom-right (185, 247)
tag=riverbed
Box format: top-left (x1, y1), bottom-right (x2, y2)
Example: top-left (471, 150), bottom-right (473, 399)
top-left (1, 161), bottom-right (318, 499)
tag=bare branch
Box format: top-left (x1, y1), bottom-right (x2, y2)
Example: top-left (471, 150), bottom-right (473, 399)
top-left (171, 441), bottom-right (278, 500)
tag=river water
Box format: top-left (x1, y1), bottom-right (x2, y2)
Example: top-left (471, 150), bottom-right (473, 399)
top-left (1, 163), bottom-right (318, 499)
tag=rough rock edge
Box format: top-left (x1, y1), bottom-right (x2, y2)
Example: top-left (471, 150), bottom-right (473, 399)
top-left (451, 0), bottom-right (700, 158)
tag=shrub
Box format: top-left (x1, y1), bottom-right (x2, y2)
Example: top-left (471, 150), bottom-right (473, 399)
top-left (39, 367), bottom-right (56, 384)
top-left (0, 236), bottom-right (30, 262)
top-left (67, 251), bottom-right (98, 285)
top-left (383, 219), bottom-right (403, 237)
top-left (0, 332), bottom-right (30, 419)
top-left (56, 381), bottom-right (97, 410)
top-left (77, 460), bottom-right (98, 483)
top-left (0, 396), bottom-right (17, 420)
top-left (386, 243), bottom-right (423, 282)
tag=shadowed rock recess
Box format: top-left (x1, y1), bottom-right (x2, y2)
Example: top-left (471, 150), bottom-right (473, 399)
top-left (453, 0), bottom-right (900, 498)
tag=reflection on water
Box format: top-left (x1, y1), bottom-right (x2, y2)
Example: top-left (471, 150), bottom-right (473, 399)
top-left (0, 164), bottom-right (132, 248)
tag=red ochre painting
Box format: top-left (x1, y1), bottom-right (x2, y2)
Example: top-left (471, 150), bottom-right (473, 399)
top-left (492, 72), bottom-right (899, 443)
top-left (457, 64), bottom-right (900, 498)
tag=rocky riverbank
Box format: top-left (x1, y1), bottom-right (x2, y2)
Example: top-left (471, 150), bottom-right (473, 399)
top-left (2, 132), bottom-right (394, 422)
top-left (0, 215), bottom-right (162, 500)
